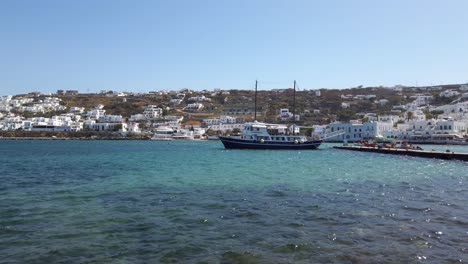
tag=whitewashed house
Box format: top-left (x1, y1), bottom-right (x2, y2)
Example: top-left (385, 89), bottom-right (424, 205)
top-left (378, 99), bottom-right (389, 106)
top-left (409, 94), bottom-right (433, 106)
top-left (99, 115), bottom-right (123, 123)
top-left (208, 123), bottom-right (244, 133)
top-left (440, 90), bottom-right (460, 98)
top-left (85, 121), bottom-right (127, 132)
top-left (126, 122), bottom-right (141, 133)
top-left (384, 119), bottom-right (467, 140)
top-left (129, 114), bottom-right (146, 122)
top-left (143, 105), bottom-right (163, 119)
top-left (188, 95), bottom-right (211, 102)
top-left (69, 107), bottom-right (85, 114)
top-left (170, 99), bottom-right (183, 105)
top-left (86, 105), bottom-right (106, 120)
top-left (324, 121), bottom-right (393, 142)
top-left (460, 84), bottom-right (468, 91)
top-left (203, 116), bottom-right (238, 126)
top-left (185, 103), bottom-right (204, 111)
top-left (279, 109), bottom-right (300, 121)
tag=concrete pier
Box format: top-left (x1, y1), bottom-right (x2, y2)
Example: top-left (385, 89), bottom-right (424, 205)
top-left (334, 146), bottom-right (468, 162)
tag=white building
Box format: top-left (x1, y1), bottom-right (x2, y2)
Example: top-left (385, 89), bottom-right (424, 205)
top-left (86, 105), bottom-right (106, 120)
top-left (439, 90), bottom-right (460, 98)
top-left (203, 115), bottom-right (238, 126)
top-left (99, 115), bottom-right (123, 123)
top-left (143, 105), bottom-right (163, 119)
top-left (129, 114), bottom-right (146, 122)
top-left (170, 99), bottom-right (183, 105)
top-left (363, 113), bottom-right (378, 122)
top-left (384, 119), bottom-right (467, 140)
top-left (126, 122), bottom-right (141, 133)
top-left (21, 114), bottom-right (83, 132)
top-left (185, 103), bottom-right (204, 111)
top-left (279, 109), bottom-right (300, 121)
top-left (208, 123), bottom-right (245, 133)
top-left (0, 116), bottom-right (24, 131)
top-left (324, 121), bottom-right (393, 142)
top-left (460, 84), bottom-right (468, 91)
top-left (69, 107), bottom-right (85, 114)
top-left (409, 94), bottom-right (433, 106)
top-left (188, 95), bottom-right (212, 102)
top-left (378, 115), bottom-right (401, 125)
top-left (393, 105), bottom-right (408, 111)
top-left (378, 99), bottom-right (389, 106)
top-left (85, 120), bottom-right (127, 131)
top-left (431, 102), bottom-right (468, 121)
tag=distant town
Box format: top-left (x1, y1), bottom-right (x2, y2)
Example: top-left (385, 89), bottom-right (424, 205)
top-left (1, 83), bottom-right (467, 143)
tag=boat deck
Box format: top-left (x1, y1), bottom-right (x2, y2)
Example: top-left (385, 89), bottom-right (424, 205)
top-left (333, 145), bottom-right (468, 161)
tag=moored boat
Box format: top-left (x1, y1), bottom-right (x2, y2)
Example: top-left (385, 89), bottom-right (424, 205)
top-left (219, 121), bottom-right (322, 150)
top-left (219, 80), bottom-right (322, 150)
top-left (151, 126), bottom-right (174, 141)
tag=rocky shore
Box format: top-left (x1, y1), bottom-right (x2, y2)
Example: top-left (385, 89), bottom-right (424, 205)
top-left (0, 131), bottom-right (150, 140)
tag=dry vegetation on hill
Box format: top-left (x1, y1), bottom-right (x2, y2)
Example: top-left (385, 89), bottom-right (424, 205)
top-left (50, 85), bottom-right (457, 125)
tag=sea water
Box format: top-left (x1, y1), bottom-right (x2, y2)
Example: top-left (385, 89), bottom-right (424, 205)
top-left (1, 141), bottom-right (467, 263)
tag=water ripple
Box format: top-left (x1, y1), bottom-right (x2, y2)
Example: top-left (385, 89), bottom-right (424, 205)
top-left (1, 141), bottom-right (467, 263)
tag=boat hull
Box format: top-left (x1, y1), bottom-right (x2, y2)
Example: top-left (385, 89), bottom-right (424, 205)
top-left (219, 136), bottom-right (322, 150)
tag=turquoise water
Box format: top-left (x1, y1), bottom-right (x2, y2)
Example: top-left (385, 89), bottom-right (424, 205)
top-left (1, 141), bottom-right (467, 263)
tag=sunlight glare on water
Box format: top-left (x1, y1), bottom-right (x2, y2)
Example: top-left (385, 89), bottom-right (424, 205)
top-left (0, 141), bottom-right (467, 263)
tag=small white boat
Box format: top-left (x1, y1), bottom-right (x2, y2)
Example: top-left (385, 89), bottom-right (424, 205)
top-left (151, 126), bottom-right (174, 141)
top-left (172, 129), bottom-right (194, 140)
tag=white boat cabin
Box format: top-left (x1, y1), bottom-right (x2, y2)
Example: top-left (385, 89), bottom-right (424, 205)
top-left (241, 122), bottom-right (306, 142)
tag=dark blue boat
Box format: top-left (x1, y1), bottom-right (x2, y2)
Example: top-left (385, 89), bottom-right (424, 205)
top-left (219, 122), bottom-right (322, 150)
top-left (219, 135), bottom-right (322, 150)
top-left (219, 81), bottom-right (322, 150)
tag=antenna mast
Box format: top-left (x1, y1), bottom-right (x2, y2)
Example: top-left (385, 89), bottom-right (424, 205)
top-left (293, 80), bottom-right (296, 136)
top-left (254, 80), bottom-right (258, 121)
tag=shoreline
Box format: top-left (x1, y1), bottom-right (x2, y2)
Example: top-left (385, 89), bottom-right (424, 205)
top-left (0, 136), bottom-right (214, 141)
top-left (0, 137), bottom-right (146, 140)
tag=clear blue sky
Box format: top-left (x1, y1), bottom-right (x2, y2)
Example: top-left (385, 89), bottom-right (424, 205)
top-left (1, 0), bottom-right (468, 95)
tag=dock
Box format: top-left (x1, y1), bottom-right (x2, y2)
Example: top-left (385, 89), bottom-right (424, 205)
top-left (333, 146), bottom-right (468, 162)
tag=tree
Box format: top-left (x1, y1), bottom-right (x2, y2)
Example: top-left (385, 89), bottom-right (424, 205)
top-left (113, 124), bottom-right (123, 131)
top-left (205, 128), bottom-right (217, 136)
top-left (232, 128), bottom-right (241, 135)
top-left (430, 110), bottom-right (444, 118)
top-left (301, 127), bottom-right (314, 136)
top-left (394, 120), bottom-right (405, 128)
top-left (406, 111), bottom-right (414, 121)
top-left (424, 111), bottom-right (433, 120)
top-left (337, 110), bottom-right (357, 122)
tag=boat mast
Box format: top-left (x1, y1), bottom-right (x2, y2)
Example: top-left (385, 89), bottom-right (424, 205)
top-left (293, 80), bottom-right (296, 136)
top-left (254, 80), bottom-right (258, 121)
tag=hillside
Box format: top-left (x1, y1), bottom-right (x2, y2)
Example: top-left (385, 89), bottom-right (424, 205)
top-left (44, 85), bottom-right (465, 126)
